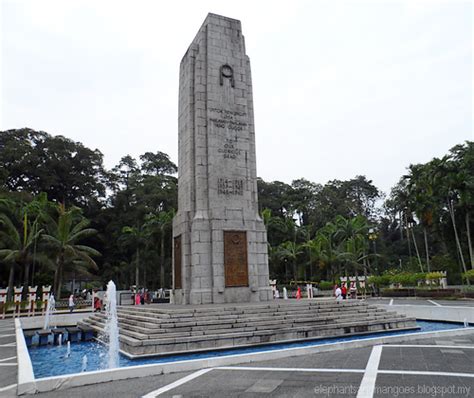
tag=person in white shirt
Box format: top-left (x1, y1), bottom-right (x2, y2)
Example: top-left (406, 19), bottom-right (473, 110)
top-left (334, 285), bottom-right (342, 302)
top-left (68, 294), bottom-right (75, 313)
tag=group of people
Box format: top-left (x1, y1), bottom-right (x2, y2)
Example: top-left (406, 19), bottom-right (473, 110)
top-left (134, 289), bottom-right (150, 305)
top-left (334, 283), bottom-right (357, 301)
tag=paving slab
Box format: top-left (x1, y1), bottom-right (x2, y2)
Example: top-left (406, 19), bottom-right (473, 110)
top-left (0, 318), bottom-right (17, 396)
top-left (375, 374), bottom-right (473, 398)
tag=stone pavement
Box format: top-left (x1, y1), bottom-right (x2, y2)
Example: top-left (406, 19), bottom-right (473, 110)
top-left (31, 331), bottom-right (474, 398)
top-left (366, 298), bottom-right (474, 307)
top-left (0, 318), bottom-right (17, 397)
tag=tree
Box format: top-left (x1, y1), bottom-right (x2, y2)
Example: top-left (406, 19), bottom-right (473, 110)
top-left (42, 204), bottom-right (100, 297)
top-left (334, 215), bottom-right (371, 275)
top-left (276, 241), bottom-right (303, 280)
top-left (447, 142), bottom-right (474, 270)
top-left (143, 209), bottom-right (175, 288)
top-left (309, 221), bottom-right (340, 280)
top-left (0, 128), bottom-right (107, 208)
top-left (287, 179), bottom-right (321, 226)
top-left (120, 224), bottom-right (147, 289)
top-left (140, 152), bottom-right (177, 176)
top-left (0, 199), bottom-right (44, 300)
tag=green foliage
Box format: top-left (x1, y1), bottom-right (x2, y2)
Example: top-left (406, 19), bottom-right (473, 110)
top-left (368, 274), bottom-right (391, 287)
top-left (1, 127), bottom-right (471, 292)
top-left (0, 128), bottom-right (107, 207)
top-left (389, 272), bottom-right (425, 286)
top-left (318, 281), bottom-right (334, 290)
top-left (462, 270), bottom-right (474, 282)
top-left (425, 271), bottom-right (444, 280)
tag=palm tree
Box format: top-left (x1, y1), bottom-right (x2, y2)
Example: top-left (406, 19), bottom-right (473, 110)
top-left (143, 209), bottom-right (175, 288)
top-left (447, 142), bottom-right (474, 270)
top-left (276, 241), bottom-right (303, 280)
top-left (0, 199), bottom-right (44, 300)
top-left (405, 164), bottom-right (436, 272)
top-left (42, 204), bottom-right (100, 298)
top-left (333, 215), bottom-right (371, 275)
top-left (0, 214), bottom-right (40, 300)
top-left (306, 221), bottom-right (341, 281)
top-left (120, 223), bottom-right (147, 289)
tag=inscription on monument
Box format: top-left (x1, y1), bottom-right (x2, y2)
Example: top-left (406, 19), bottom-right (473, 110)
top-left (209, 107), bottom-right (247, 131)
top-left (224, 231), bottom-right (248, 287)
top-left (218, 137), bottom-right (241, 159)
top-left (174, 236), bottom-right (182, 289)
top-left (218, 178), bottom-right (244, 195)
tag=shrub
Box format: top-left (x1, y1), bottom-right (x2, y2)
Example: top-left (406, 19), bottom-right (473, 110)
top-left (368, 275), bottom-right (391, 287)
top-left (318, 281), bottom-right (334, 291)
top-left (426, 271), bottom-right (444, 280)
top-left (463, 269), bottom-right (474, 283)
top-left (390, 272), bottom-right (426, 286)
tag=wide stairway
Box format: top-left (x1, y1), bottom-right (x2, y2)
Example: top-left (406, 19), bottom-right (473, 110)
top-left (79, 299), bottom-right (417, 357)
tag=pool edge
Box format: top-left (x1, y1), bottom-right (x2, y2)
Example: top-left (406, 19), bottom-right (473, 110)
top-left (17, 326), bottom-right (474, 395)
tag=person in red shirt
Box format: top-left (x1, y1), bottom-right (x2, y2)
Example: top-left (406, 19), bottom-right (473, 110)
top-left (296, 286), bottom-right (302, 299)
top-left (341, 284), bottom-right (347, 300)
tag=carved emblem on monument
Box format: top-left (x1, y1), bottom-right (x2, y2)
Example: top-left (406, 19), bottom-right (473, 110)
top-left (220, 64), bottom-right (235, 87)
top-left (224, 231), bottom-right (248, 287)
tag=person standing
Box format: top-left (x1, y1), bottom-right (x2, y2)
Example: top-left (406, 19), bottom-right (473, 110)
top-left (341, 284), bottom-right (347, 300)
top-left (296, 286), bottom-right (302, 300)
top-left (334, 285), bottom-right (342, 302)
top-left (135, 290), bottom-right (141, 306)
top-left (68, 294), bottom-right (75, 313)
top-left (94, 296), bottom-right (101, 312)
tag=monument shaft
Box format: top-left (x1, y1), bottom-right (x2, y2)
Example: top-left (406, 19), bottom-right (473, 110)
top-left (172, 13), bottom-right (272, 304)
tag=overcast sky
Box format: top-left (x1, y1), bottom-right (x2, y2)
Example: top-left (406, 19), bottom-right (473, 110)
top-left (1, 0), bottom-right (472, 195)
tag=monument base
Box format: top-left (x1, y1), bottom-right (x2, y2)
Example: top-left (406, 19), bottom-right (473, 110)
top-left (172, 286), bottom-right (273, 305)
top-left (80, 299), bottom-right (418, 358)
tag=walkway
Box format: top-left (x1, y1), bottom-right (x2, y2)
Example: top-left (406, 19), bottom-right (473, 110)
top-left (366, 298), bottom-right (474, 307)
top-left (0, 318), bottom-right (17, 397)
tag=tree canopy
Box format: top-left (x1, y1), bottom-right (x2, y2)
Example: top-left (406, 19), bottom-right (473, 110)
top-left (0, 127), bottom-right (472, 295)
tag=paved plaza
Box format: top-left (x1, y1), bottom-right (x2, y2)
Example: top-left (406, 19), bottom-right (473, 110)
top-left (0, 318), bottom-right (16, 397)
top-left (367, 298), bottom-right (474, 307)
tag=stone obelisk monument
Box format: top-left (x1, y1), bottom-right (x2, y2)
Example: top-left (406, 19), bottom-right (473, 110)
top-left (172, 13), bottom-right (272, 305)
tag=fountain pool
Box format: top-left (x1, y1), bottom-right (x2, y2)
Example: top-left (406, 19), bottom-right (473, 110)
top-left (27, 320), bottom-right (466, 379)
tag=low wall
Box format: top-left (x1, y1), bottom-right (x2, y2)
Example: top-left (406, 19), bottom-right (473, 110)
top-left (16, 326), bottom-right (474, 395)
top-left (376, 304), bottom-right (474, 324)
top-left (20, 312), bottom-right (93, 329)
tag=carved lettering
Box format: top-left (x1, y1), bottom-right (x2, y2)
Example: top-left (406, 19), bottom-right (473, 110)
top-left (218, 178), bottom-right (244, 195)
top-left (208, 108), bottom-right (248, 131)
top-left (218, 138), bottom-right (242, 159)
top-left (209, 118), bottom-right (247, 131)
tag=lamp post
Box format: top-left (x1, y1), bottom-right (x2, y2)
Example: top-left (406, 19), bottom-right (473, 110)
top-left (368, 227), bottom-right (378, 273)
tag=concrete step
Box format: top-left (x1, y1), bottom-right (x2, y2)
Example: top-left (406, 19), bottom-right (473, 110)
top-left (113, 304), bottom-right (377, 327)
top-left (116, 300), bottom-right (369, 319)
top-left (79, 300), bottom-right (417, 357)
top-left (83, 309), bottom-right (409, 342)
